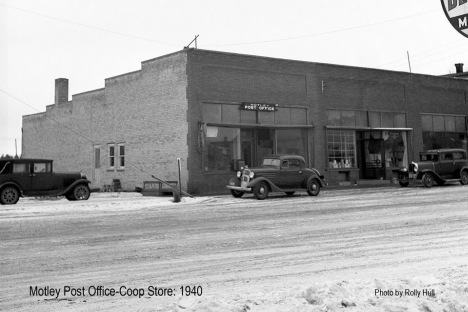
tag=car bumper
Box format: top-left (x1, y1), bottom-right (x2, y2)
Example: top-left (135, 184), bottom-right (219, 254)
top-left (226, 185), bottom-right (252, 192)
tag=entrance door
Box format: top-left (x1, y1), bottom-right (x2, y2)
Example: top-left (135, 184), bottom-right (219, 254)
top-left (256, 129), bottom-right (275, 166)
top-left (359, 133), bottom-right (386, 179)
top-left (241, 129), bottom-right (254, 167)
top-left (94, 145), bottom-right (102, 186)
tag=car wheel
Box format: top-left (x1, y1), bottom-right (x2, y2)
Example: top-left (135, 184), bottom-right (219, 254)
top-left (422, 173), bottom-right (434, 188)
top-left (73, 184), bottom-right (90, 200)
top-left (253, 182), bottom-right (269, 200)
top-left (399, 181), bottom-right (409, 187)
top-left (307, 179), bottom-right (321, 196)
top-left (0, 187), bottom-right (20, 205)
top-left (460, 170), bottom-right (468, 185)
top-left (285, 192), bottom-right (295, 196)
top-left (230, 189), bottom-right (244, 198)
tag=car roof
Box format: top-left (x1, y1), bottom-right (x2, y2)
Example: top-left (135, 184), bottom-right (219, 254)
top-left (263, 154), bottom-right (305, 160)
top-left (0, 158), bottom-right (53, 162)
top-left (422, 148), bottom-right (466, 153)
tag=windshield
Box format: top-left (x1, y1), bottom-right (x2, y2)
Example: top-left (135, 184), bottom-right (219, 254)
top-left (262, 158), bottom-right (281, 167)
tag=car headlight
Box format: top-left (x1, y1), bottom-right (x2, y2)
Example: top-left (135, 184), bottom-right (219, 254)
top-left (237, 171), bottom-right (241, 178)
top-left (249, 171), bottom-right (255, 179)
top-left (80, 172), bottom-right (87, 179)
top-left (402, 166), bottom-right (408, 172)
top-left (412, 162), bottom-right (418, 173)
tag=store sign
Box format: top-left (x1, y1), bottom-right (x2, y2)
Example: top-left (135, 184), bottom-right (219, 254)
top-left (241, 102), bottom-right (278, 111)
top-left (441, 0), bottom-right (468, 38)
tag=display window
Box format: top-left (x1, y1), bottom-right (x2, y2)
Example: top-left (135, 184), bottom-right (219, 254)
top-left (421, 114), bottom-right (467, 152)
top-left (202, 126), bottom-right (307, 172)
top-left (327, 130), bottom-right (356, 168)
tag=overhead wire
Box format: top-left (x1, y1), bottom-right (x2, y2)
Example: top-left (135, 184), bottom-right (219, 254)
top-left (0, 3), bottom-right (180, 47)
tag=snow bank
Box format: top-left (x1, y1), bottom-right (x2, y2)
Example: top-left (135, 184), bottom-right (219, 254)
top-left (155, 277), bottom-right (468, 312)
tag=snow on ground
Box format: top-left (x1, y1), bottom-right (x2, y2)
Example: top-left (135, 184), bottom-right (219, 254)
top-left (154, 276), bottom-right (468, 312)
top-left (3, 189), bottom-right (468, 312)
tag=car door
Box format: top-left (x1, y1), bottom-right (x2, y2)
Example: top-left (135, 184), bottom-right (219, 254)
top-left (438, 152), bottom-right (454, 179)
top-left (31, 161), bottom-right (54, 192)
top-left (452, 151), bottom-right (466, 178)
top-left (11, 162), bottom-right (32, 192)
top-left (278, 159), bottom-right (303, 188)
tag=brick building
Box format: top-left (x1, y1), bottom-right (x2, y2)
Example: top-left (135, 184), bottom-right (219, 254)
top-left (22, 49), bottom-right (468, 194)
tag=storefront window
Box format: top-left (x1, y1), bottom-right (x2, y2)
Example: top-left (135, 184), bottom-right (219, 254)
top-left (327, 130), bottom-right (356, 168)
top-left (203, 126), bottom-right (308, 172)
top-left (276, 129), bottom-right (307, 157)
top-left (421, 114), bottom-right (467, 152)
top-left (423, 132), bottom-right (467, 150)
top-left (204, 127), bottom-right (241, 171)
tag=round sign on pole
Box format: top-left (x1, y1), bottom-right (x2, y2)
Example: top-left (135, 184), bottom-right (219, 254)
top-left (441, 0), bottom-right (468, 38)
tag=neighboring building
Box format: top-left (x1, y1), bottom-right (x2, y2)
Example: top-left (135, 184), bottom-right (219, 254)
top-left (22, 49), bottom-right (468, 194)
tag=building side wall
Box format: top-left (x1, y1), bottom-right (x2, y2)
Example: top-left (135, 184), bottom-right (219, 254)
top-left (22, 52), bottom-right (189, 191)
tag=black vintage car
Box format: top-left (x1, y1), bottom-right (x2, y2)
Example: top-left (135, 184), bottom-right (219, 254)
top-left (398, 148), bottom-right (468, 188)
top-left (0, 159), bottom-right (91, 205)
top-left (226, 155), bottom-right (326, 200)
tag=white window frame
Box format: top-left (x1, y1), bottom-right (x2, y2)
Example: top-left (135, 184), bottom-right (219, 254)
top-left (117, 143), bottom-right (125, 170)
top-left (108, 144), bottom-right (115, 170)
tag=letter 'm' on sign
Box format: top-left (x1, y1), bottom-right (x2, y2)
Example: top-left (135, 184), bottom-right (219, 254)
top-left (460, 16), bottom-right (468, 27)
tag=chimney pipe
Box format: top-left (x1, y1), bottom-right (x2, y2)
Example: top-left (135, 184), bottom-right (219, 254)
top-left (455, 63), bottom-right (464, 74)
top-left (55, 78), bottom-right (69, 104)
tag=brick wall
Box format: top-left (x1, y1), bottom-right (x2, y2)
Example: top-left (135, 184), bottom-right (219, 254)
top-left (22, 52), bottom-right (189, 191)
top-left (185, 49), bottom-right (468, 193)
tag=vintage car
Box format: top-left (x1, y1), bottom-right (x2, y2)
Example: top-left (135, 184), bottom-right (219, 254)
top-left (398, 148), bottom-right (468, 188)
top-left (226, 155), bottom-right (326, 200)
top-left (0, 158), bottom-right (91, 205)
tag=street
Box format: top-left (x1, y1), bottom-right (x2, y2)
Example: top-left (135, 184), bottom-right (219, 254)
top-left (1, 185), bottom-right (468, 311)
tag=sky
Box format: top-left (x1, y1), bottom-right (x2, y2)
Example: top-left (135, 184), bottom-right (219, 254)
top-left (1, 0), bottom-right (468, 156)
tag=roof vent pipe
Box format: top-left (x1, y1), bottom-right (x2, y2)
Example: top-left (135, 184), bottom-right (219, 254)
top-left (455, 63), bottom-right (464, 73)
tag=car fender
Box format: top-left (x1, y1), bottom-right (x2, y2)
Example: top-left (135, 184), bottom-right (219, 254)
top-left (459, 166), bottom-right (468, 176)
top-left (56, 179), bottom-right (91, 196)
top-left (247, 177), bottom-right (283, 192)
top-left (0, 181), bottom-right (24, 197)
top-left (418, 169), bottom-right (444, 182)
top-left (305, 174), bottom-right (326, 187)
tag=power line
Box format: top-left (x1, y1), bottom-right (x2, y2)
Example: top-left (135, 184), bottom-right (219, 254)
top-left (0, 3), bottom-right (180, 47)
top-left (0, 88), bottom-right (94, 144)
top-left (205, 10), bottom-right (439, 47)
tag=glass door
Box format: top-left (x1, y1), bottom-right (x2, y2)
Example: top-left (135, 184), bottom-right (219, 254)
top-left (359, 131), bottom-right (386, 179)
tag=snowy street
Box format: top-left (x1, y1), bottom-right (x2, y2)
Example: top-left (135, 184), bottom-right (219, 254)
top-left (1, 185), bottom-right (468, 311)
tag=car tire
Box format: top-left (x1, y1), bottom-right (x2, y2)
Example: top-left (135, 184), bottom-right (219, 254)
top-left (307, 178), bottom-right (321, 196)
top-left (230, 189), bottom-right (244, 198)
top-left (422, 173), bottom-right (434, 188)
top-left (460, 170), bottom-right (468, 185)
top-left (0, 187), bottom-right (20, 205)
top-left (72, 184), bottom-right (90, 200)
top-left (399, 181), bottom-right (409, 187)
top-left (285, 192), bottom-right (295, 196)
top-left (253, 182), bottom-right (269, 200)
